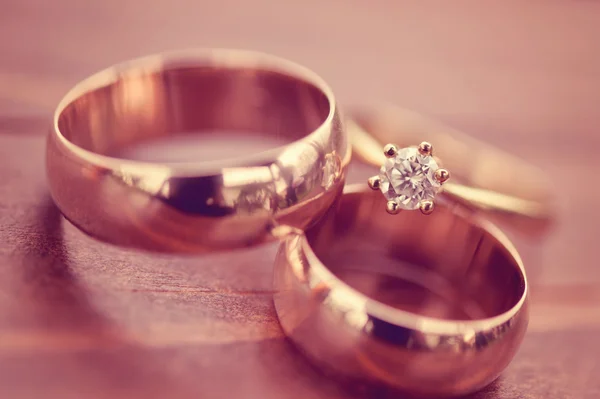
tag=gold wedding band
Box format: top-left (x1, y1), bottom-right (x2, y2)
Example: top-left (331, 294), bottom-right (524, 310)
top-left (274, 185), bottom-right (528, 397)
top-left (46, 49), bottom-right (350, 252)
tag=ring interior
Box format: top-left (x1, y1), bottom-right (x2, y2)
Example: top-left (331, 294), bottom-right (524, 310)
top-left (306, 191), bottom-right (525, 320)
top-left (57, 65), bottom-right (331, 156)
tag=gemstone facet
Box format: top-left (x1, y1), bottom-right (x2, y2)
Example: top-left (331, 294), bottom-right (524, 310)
top-left (378, 146), bottom-right (442, 210)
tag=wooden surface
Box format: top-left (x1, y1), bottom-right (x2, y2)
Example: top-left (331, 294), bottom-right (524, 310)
top-left (1, 1), bottom-right (599, 398)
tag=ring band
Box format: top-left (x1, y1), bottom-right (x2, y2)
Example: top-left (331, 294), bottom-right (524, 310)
top-left (349, 104), bottom-right (555, 233)
top-left (46, 49), bottom-right (350, 252)
top-left (274, 185), bottom-right (528, 397)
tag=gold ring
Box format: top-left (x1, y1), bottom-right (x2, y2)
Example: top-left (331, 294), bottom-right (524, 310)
top-left (274, 185), bottom-right (528, 397)
top-left (349, 104), bottom-right (555, 234)
top-left (46, 49), bottom-right (350, 252)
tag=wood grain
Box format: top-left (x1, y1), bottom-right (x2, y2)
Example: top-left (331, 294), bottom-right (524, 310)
top-left (1, 1), bottom-right (599, 398)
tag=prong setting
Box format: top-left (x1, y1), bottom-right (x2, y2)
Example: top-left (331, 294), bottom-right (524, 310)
top-left (434, 168), bottom-right (450, 183)
top-left (368, 176), bottom-right (381, 190)
top-left (383, 144), bottom-right (398, 158)
top-left (386, 201), bottom-right (400, 215)
top-left (419, 200), bottom-right (435, 215)
top-left (373, 142), bottom-right (448, 214)
top-left (418, 141), bottom-right (433, 156)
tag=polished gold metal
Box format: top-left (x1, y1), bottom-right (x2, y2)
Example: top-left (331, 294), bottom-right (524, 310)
top-left (383, 143), bottom-right (398, 158)
top-left (385, 200), bottom-right (400, 214)
top-left (418, 141), bottom-right (433, 156)
top-left (46, 49), bottom-right (350, 252)
top-left (348, 105), bottom-right (556, 234)
top-left (274, 185), bottom-right (529, 397)
top-left (419, 199), bottom-right (434, 214)
top-left (435, 168), bottom-right (451, 183)
top-left (367, 175), bottom-right (381, 190)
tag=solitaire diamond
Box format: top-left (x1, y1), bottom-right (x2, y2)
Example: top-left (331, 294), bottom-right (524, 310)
top-left (379, 147), bottom-right (441, 209)
top-left (368, 142), bottom-right (450, 214)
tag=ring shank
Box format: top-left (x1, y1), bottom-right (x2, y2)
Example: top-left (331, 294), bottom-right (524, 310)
top-left (274, 187), bottom-right (528, 397)
top-left (58, 65), bottom-right (331, 157)
top-left (307, 189), bottom-right (525, 319)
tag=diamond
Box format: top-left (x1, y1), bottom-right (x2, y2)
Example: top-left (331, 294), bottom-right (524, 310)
top-left (378, 146), bottom-right (442, 210)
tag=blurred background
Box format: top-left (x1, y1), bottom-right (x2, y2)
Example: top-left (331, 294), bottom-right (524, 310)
top-left (1, 1), bottom-right (599, 398)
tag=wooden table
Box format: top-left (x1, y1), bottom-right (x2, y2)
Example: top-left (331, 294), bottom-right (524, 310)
top-left (1, 1), bottom-right (598, 397)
